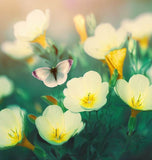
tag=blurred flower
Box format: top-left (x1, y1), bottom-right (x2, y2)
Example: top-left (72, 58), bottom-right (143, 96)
top-left (84, 23), bottom-right (127, 79)
top-left (35, 105), bottom-right (84, 145)
top-left (1, 40), bottom-right (33, 60)
top-left (73, 14), bottom-right (87, 43)
top-left (121, 13), bottom-right (152, 50)
top-left (115, 74), bottom-right (152, 111)
top-left (0, 76), bottom-right (14, 99)
top-left (14, 9), bottom-right (50, 48)
top-left (0, 106), bottom-right (25, 148)
top-left (63, 71), bottom-right (109, 112)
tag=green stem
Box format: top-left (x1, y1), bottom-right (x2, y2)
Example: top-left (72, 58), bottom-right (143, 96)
top-left (127, 116), bottom-right (137, 136)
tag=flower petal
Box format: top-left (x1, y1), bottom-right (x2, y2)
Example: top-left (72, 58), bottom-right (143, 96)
top-left (42, 105), bottom-right (64, 129)
top-left (64, 111), bottom-right (82, 133)
top-left (35, 116), bottom-right (53, 142)
top-left (115, 79), bottom-right (132, 104)
top-left (129, 74), bottom-right (150, 95)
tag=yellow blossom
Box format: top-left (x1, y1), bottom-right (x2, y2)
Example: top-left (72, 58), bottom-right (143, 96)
top-left (73, 14), bottom-right (88, 43)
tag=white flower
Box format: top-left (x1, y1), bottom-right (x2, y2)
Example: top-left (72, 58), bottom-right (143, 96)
top-left (115, 74), bottom-right (152, 111)
top-left (84, 23), bottom-right (127, 60)
top-left (0, 76), bottom-right (14, 99)
top-left (1, 40), bottom-right (33, 60)
top-left (121, 13), bottom-right (152, 40)
top-left (63, 71), bottom-right (109, 112)
top-left (35, 105), bottom-right (85, 145)
top-left (0, 106), bottom-right (25, 148)
top-left (121, 13), bottom-right (152, 49)
top-left (14, 9), bottom-right (50, 43)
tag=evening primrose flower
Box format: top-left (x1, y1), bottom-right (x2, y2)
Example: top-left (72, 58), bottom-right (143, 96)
top-left (63, 71), bottom-right (109, 112)
top-left (14, 9), bottom-right (50, 48)
top-left (84, 23), bottom-right (127, 79)
top-left (115, 74), bottom-right (152, 112)
top-left (1, 40), bottom-right (33, 60)
top-left (0, 106), bottom-right (24, 148)
top-left (0, 106), bottom-right (35, 150)
top-left (121, 13), bottom-right (152, 49)
top-left (35, 105), bottom-right (85, 145)
top-left (73, 14), bottom-right (88, 43)
top-left (0, 76), bottom-right (14, 99)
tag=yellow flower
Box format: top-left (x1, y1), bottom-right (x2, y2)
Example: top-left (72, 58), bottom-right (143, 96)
top-left (84, 23), bottom-right (127, 78)
top-left (121, 13), bottom-right (152, 49)
top-left (115, 74), bottom-right (152, 111)
top-left (14, 9), bottom-right (50, 48)
top-left (0, 106), bottom-right (25, 148)
top-left (1, 40), bottom-right (33, 60)
top-left (73, 14), bottom-right (88, 43)
top-left (35, 105), bottom-right (85, 145)
top-left (0, 76), bottom-right (14, 99)
top-left (63, 71), bottom-right (109, 112)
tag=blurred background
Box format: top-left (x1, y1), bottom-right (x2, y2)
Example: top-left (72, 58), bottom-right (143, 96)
top-left (0, 0), bottom-right (152, 159)
top-left (0, 0), bottom-right (152, 44)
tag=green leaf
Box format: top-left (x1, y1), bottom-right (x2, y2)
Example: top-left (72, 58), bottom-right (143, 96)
top-left (109, 69), bottom-right (118, 87)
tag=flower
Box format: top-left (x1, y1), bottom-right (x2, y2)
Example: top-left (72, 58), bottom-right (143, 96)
top-left (14, 9), bottom-right (50, 48)
top-left (35, 105), bottom-right (85, 145)
top-left (84, 23), bottom-right (127, 78)
top-left (73, 14), bottom-right (88, 43)
top-left (121, 13), bottom-right (152, 49)
top-left (115, 74), bottom-right (152, 111)
top-left (63, 71), bottom-right (109, 112)
top-left (1, 40), bottom-right (33, 60)
top-left (84, 23), bottom-right (127, 59)
top-left (0, 106), bottom-right (25, 148)
top-left (0, 76), bottom-right (14, 99)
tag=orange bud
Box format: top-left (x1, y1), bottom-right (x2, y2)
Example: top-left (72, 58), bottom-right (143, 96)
top-left (73, 14), bottom-right (88, 43)
top-left (28, 114), bottom-right (37, 120)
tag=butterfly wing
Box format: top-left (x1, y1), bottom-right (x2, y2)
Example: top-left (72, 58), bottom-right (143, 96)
top-left (56, 59), bottom-right (73, 85)
top-left (32, 67), bottom-right (58, 87)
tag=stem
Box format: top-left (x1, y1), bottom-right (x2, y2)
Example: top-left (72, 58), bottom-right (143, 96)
top-left (131, 109), bottom-right (141, 118)
top-left (127, 109), bottom-right (140, 136)
top-left (17, 135), bottom-right (35, 151)
top-left (96, 111), bottom-right (99, 121)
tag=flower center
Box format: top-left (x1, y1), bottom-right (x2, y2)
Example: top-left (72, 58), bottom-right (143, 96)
top-left (8, 128), bottom-right (22, 145)
top-left (31, 31), bottom-right (48, 48)
top-left (131, 94), bottom-right (143, 110)
top-left (51, 128), bottom-right (66, 142)
top-left (80, 93), bottom-right (96, 109)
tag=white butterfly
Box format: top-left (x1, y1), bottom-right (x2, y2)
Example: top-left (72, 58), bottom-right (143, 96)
top-left (32, 59), bottom-right (73, 87)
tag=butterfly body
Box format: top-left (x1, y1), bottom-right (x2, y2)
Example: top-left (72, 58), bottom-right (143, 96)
top-left (32, 59), bottom-right (73, 88)
top-left (50, 68), bottom-right (57, 80)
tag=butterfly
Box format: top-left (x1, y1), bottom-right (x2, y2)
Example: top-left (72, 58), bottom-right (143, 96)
top-left (32, 59), bottom-right (73, 87)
